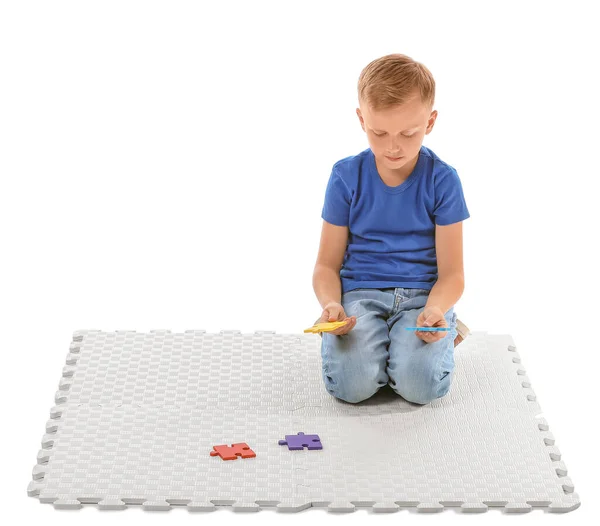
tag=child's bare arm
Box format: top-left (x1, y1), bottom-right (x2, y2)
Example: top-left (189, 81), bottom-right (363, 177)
top-left (312, 220), bottom-right (357, 335)
top-left (313, 264), bottom-right (343, 309)
top-left (312, 220), bottom-right (348, 308)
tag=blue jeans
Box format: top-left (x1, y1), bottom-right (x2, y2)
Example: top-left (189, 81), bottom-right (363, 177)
top-left (320, 287), bottom-right (458, 405)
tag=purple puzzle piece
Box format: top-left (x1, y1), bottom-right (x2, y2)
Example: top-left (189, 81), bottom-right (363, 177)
top-left (278, 432), bottom-right (323, 450)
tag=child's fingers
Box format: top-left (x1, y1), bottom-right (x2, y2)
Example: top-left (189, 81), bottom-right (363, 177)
top-left (418, 330), bottom-right (441, 342)
top-left (340, 318), bottom-right (356, 334)
top-left (331, 317), bottom-right (356, 335)
top-left (329, 323), bottom-right (346, 335)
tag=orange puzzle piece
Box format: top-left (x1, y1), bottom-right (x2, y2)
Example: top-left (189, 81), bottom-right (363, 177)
top-left (210, 442), bottom-right (256, 461)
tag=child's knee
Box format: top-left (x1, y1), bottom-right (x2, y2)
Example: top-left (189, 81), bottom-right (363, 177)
top-left (326, 381), bottom-right (379, 403)
top-left (322, 367), bottom-right (384, 403)
top-left (389, 367), bottom-right (454, 404)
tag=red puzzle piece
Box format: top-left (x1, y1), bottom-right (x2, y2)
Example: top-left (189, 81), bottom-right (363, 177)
top-left (210, 442), bottom-right (256, 461)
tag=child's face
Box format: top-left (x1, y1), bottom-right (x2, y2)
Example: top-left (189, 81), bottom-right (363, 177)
top-left (356, 91), bottom-right (437, 169)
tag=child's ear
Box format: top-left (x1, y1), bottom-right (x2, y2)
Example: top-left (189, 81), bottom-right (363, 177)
top-left (426, 110), bottom-right (438, 131)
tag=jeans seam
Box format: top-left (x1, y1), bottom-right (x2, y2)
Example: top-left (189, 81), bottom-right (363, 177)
top-left (393, 289), bottom-right (401, 313)
top-left (434, 317), bottom-right (455, 397)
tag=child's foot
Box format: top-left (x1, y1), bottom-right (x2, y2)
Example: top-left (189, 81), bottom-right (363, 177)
top-left (454, 318), bottom-right (470, 347)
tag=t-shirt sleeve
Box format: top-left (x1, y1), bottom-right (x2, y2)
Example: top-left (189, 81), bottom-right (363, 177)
top-left (321, 166), bottom-right (352, 227)
top-left (433, 167), bottom-right (471, 226)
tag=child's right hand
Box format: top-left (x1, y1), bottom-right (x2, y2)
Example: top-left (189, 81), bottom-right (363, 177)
top-left (319, 302), bottom-right (357, 335)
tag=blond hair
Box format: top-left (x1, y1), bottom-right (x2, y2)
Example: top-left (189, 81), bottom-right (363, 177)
top-left (357, 53), bottom-right (435, 112)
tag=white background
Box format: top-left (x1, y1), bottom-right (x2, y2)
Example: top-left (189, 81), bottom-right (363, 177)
top-left (1, 0), bottom-right (598, 524)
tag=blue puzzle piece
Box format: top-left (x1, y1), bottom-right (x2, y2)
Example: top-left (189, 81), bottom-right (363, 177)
top-left (278, 432), bottom-right (322, 450)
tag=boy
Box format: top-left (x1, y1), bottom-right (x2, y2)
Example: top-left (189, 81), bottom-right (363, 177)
top-left (312, 53), bottom-right (470, 405)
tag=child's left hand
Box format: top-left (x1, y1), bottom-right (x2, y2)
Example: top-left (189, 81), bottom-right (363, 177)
top-left (416, 306), bottom-right (449, 343)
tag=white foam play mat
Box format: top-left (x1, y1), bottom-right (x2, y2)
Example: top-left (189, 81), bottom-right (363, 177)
top-left (28, 329), bottom-right (580, 513)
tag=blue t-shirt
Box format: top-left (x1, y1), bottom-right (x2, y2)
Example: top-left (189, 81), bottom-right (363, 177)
top-left (321, 145), bottom-right (470, 294)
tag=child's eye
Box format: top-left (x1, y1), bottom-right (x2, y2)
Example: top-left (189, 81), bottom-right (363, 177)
top-left (374, 132), bottom-right (415, 138)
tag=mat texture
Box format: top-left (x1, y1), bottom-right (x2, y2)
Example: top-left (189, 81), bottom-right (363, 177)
top-left (28, 329), bottom-right (580, 513)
